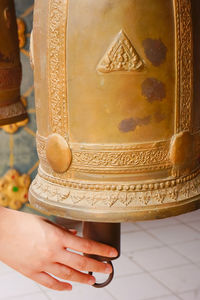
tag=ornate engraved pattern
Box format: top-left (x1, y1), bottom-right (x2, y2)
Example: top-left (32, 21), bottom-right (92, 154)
top-left (48, 0), bottom-right (68, 136)
top-left (0, 66), bottom-right (21, 90)
top-left (38, 166), bottom-right (199, 193)
top-left (36, 134), bottom-right (171, 173)
top-left (31, 169), bottom-right (200, 208)
top-left (175, 0), bottom-right (193, 132)
top-left (72, 144), bottom-right (170, 172)
top-left (97, 30), bottom-right (143, 73)
top-left (36, 133), bottom-right (46, 158)
top-left (46, 1), bottom-right (193, 135)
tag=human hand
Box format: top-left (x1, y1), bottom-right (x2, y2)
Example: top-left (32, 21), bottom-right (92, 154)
top-left (0, 207), bottom-right (118, 291)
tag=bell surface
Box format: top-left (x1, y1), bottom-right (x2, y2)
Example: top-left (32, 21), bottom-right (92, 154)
top-left (29, 0), bottom-right (200, 222)
top-left (0, 0), bottom-right (27, 126)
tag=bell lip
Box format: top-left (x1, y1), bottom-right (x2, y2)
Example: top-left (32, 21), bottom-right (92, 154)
top-left (0, 113), bottom-right (28, 126)
top-left (28, 185), bottom-right (200, 223)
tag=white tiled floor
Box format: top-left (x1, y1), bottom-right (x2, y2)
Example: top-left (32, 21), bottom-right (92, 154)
top-left (129, 246), bottom-right (188, 271)
top-left (0, 210), bottom-right (200, 300)
top-left (152, 265), bottom-right (200, 294)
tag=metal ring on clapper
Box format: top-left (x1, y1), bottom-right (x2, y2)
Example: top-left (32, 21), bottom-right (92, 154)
top-left (89, 261), bottom-right (114, 288)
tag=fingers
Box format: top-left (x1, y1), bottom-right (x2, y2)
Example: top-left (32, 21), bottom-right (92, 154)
top-left (45, 263), bottom-right (96, 286)
top-left (43, 219), bottom-right (77, 235)
top-left (63, 233), bottom-right (118, 258)
top-left (57, 250), bottom-right (112, 274)
top-left (33, 272), bottom-right (72, 291)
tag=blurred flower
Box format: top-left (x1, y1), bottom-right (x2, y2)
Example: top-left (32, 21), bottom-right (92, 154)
top-left (0, 169), bottom-right (31, 210)
top-left (17, 18), bottom-right (26, 49)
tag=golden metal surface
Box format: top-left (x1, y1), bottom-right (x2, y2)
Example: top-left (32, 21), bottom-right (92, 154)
top-left (46, 134), bottom-right (72, 173)
top-left (29, 188), bottom-right (200, 223)
top-left (29, 0), bottom-right (200, 222)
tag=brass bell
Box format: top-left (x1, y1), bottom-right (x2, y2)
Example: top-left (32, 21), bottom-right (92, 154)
top-left (0, 0), bottom-right (27, 126)
top-left (29, 0), bottom-right (200, 287)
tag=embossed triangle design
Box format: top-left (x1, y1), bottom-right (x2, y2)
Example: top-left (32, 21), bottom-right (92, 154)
top-left (97, 30), bottom-right (144, 73)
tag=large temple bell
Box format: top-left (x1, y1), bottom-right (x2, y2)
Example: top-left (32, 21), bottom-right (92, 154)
top-left (29, 0), bottom-right (200, 286)
top-left (0, 0), bottom-right (27, 126)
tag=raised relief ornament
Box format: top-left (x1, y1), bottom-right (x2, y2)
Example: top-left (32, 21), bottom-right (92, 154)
top-left (97, 30), bottom-right (144, 73)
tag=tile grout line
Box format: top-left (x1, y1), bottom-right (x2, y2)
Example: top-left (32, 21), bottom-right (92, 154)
top-left (118, 252), bottom-right (179, 299)
top-left (120, 225), bottom-right (200, 277)
top-left (148, 233), bottom-right (200, 268)
top-left (178, 287), bottom-right (200, 298)
top-left (168, 241), bottom-right (200, 267)
top-left (119, 224), bottom-right (200, 299)
top-left (113, 269), bottom-right (145, 280)
top-left (104, 288), bottom-right (119, 300)
top-left (147, 294), bottom-right (181, 300)
top-left (133, 223), bottom-right (200, 267)
top-left (0, 291), bottom-right (48, 300)
top-left (37, 284), bottom-right (51, 299)
top-left (125, 244), bottom-right (196, 270)
top-left (177, 219), bottom-right (200, 234)
top-left (127, 258), bottom-right (192, 274)
top-left (125, 252), bottom-right (183, 300)
top-left (122, 244), bottom-right (173, 255)
top-left (135, 220), bottom-right (182, 231)
top-left (145, 273), bottom-right (183, 300)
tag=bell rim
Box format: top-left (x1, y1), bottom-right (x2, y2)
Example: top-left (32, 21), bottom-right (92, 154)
top-left (0, 113), bottom-right (28, 126)
top-left (29, 178), bottom-right (200, 223)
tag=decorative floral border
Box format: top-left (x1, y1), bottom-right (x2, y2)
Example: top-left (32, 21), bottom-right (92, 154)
top-left (174, 0), bottom-right (193, 132)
